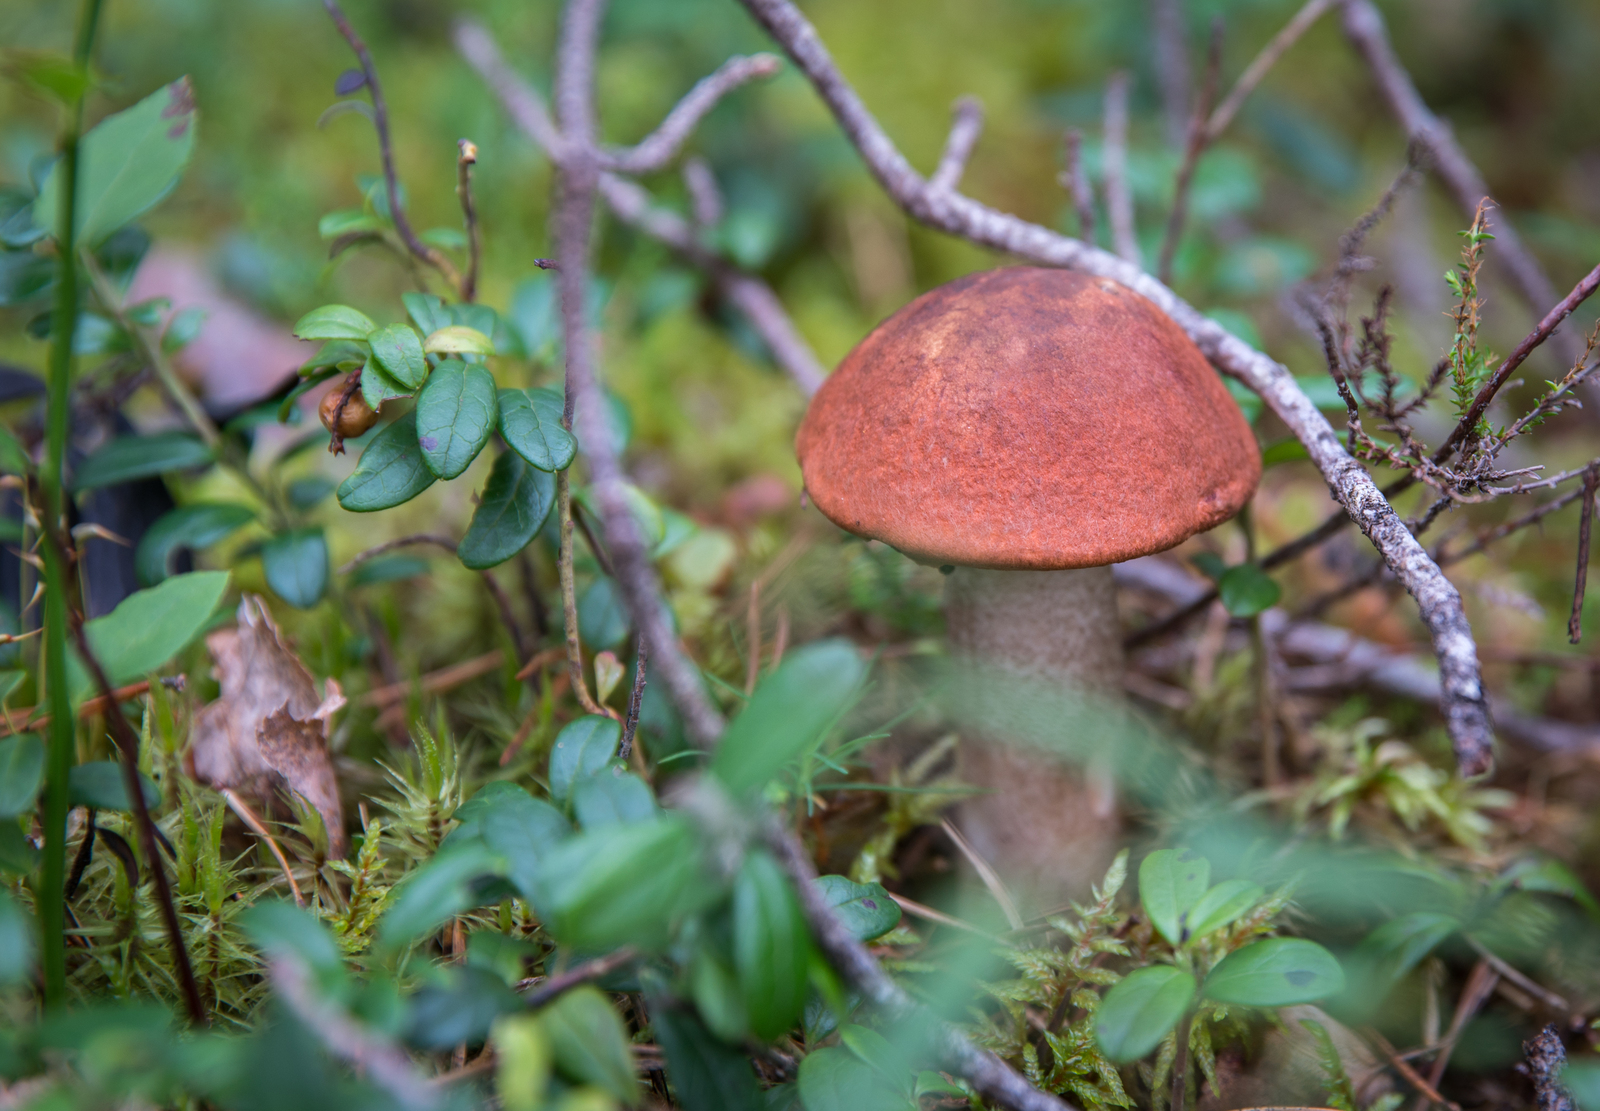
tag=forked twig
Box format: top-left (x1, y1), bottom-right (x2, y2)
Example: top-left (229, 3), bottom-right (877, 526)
top-left (221, 787), bottom-right (305, 908)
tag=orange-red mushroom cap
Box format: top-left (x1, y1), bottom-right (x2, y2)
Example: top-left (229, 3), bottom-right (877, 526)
top-left (796, 267), bottom-right (1261, 569)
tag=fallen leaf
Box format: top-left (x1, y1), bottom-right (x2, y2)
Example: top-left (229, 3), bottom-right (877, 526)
top-left (186, 596), bottom-right (348, 856)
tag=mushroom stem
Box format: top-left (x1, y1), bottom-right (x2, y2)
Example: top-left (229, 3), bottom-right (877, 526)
top-left (946, 566), bottom-right (1124, 688)
top-left (945, 565), bottom-right (1124, 908)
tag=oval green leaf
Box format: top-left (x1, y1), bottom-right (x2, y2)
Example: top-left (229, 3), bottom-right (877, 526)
top-left (337, 411), bottom-right (437, 512)
top-left (293, 303), bottom-right (376, 341)
top-left (542, 986), bottom-right (640, 1106)
top-left (457, 450), bottom-right (556, 570)
top-left (369, 322), bottom-right (428, 389)
top-left (1183, 879), bottom-right (1264, 941)
top-left (0, 890), bottom-right (36, 987)
top-left (1139, 848), bottom-right (1211, 945)
top-left (81, 570), bottom-right (229, 688)
top-left (0, 735), bottom-right (44, 819)
top-left (1201, 937), bottom-right (1346, 1006)
top-left (416, 359), bottom-right (497, 479)
top-left (1219, 563), bottom-right (1281, 617)
top-left (572, 769), bottom-right (658, 829)
top-left (72, 432), bottom-right (213, 491)
top-left (734, 850), bottom-right (813, 1042)
top-left (422, 324), bottom-right (494, 355)
top-left (1093, 964), bottom-right (1197, 1064)
top-left (1355, 911), bottom-right (1459, 989)
top-left (814, 875), bottom-right (901, 942)
top-left (797, 1046), bottom-right (913, 1111)
top-left (648, 993), bottom-right (763, 1111)
top-left (68, 761), bottom-right (160, 812)
top-left (498, 388), bottom-right (576, 472)
top-left (548, 715), bottom-right (621, 804)
top-left (135, 502), bottom-right (254, 586)
top-left (710, 640), bottom-right (866, 797)
top-left (402, 291), bottom-right (451, 336)
top-left (262, 528), bottom-right (329, 609)
top-left (34, 78), bottom-right (197, 247)
top-left (360, 359), bottom-right (411, 410)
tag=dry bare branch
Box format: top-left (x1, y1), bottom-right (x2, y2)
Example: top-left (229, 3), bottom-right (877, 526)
top-left (1205, 0), bottom-right (1337, 143)
top-left (735, 0), bottom-right (1494, 774)
top-left (604, 53), bottom-right (782, 174)
top-left (930, 96), bottom-right (985, 193)
top-left (1060, 128), bottom-right (1095, 245)
top-left (1149, 0), bottom-right (1191, 147)
top-left (1102, 72), bottom-right (1140, 267)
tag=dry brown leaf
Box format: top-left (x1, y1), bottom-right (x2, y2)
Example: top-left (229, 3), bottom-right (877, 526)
top-left (186, 596), bottom-right (348, 857)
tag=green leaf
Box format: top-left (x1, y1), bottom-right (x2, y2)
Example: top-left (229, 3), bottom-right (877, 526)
top-left (458, 451), bottom-right (556, 570)
top-left (360, 358), bottom-right (412, 410)
top-left (241, 901), bottom-right (348, 995)
top-left (711, 640), bottom-right (865, 797)
top-left (34, 78), bottom-right (197, 247)
top-left (1093, 965), bottom-right (1197, 1064)
top-left (1566, 1060), bottom-right (1600, 1111)
top-left (578, 577), bottom-right (631, 651)
top-left (797, 1046), bottom-right (913, 1111)
top-left (300, 339), bottom-right (368, 374)
top-left (572, 769), bottom-right (658, 828)
top-left (441, 781), bottom-right (571, 901)
top-left (293, 303), bottom-right (376, 341)
top-left (1356, 912), bottom-right (1459, 988)
top-left (689, 948), bottom-right (749, 1042)
top-left (68, 761), bottom-right (159, 811)
top-left (347, 554), bottom-right (429, 587)
top-left (81, 570), bottom-right (229, 688)
top-left (542, 986), bottom-right (639, 1106)
top-left (0, 822), bottom-right (38, 875)
top-left (262, 528), bottom-right (329, 609)
top-left (368, 322), bottom-right (428, 390)
top-left (1183, 879), bottom-right (1263, 941)
top-left (734, 850), bottom-right (813, 1041)
top-left (0, 671), bottom-right (22, 704)
top-left (814, 875), bottom-right (901, 942)
top-left (529, 816), bottom-right (716, 951)
top-left (0, 735), bottom-right (44, 819)
top-left (1503, 857), bottom-right (1600, 919)
top-left (337, 411), bottom-right (437, 512)
top-left (135, 502), bottom-right (254, 586)
top-left (402, 291), bottom-right (452, 336)
top-left (423, 325), bottom-right (494, 356)
top-left (1219, 563), bottom-right (1281, 617)
top-left (548, 716), bottom-right (621, 804)
top-left (416, 359), bottom-right (496, 479)
top-left (1138, 849), bottom-right (1211, 946)
top-left (0, 889), bottom-right (36, 988)
top-left (317, 209), bottom-right (382, 239)
top-left (72, 432), bottom-right (213, 491)
top-left (0, 427), bottom-right (29, 475)
top-left (648, 996), bottom-right (762, 1111)
top-left (498, 388), bottom-right (576, 472)
top-left (403, 966), bottom-right (521, 1051)
top-left (161, 306), bottom-right (206, 352)
top-left (377, 844), bottom-right (507, 952)
top-left (1201, 937), bottom-right (1345, 1006)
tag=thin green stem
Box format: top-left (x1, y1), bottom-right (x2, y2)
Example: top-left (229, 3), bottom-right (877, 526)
top-left (38, 0), bottom-right (107, 1012)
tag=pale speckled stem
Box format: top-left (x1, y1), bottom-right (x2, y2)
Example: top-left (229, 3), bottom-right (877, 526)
top-left (945, 566), bottom-right (1123, 906)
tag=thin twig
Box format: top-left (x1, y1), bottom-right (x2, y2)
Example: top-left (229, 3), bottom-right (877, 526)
top-left (1366, 1028), bottom-right (1462, 1111)
top-left (930, 96), bottom-right (985, 193)
top-left (557, 470), bottom-right (611, 718)
top-left (457, 139), bottom-right (482, 302)
top-left (1464, 936), bottom-right (1571, 1014)
top-left (324, 372), bottom-right (364, 456)
top-left (604, 54), bottom-right (782, 174)
top-left (221, 788), bottom-right (305, 908)
top-left (518, 946), bottom-right (639, 1009)
top-left (765, 820), bottom-right (1079, 1111)
top-left (619, 637), bottom-right (647, 760)
top-left (323, 0), bottom-right (460, 288)
top-left (1205, 0), bottom-right (1336, 143)
top-left (1102, 71), bottom-right (1139, 267)
top-left (2, 678), bottom-right (154, 736)
top-left (732, 0), bottom-right (1494, 773)
top-left (358, 650), bottom-right (505, 709)
top-left (887, 891), bottom-right (1002, 941)
top-left (744, 579), bottom-right (762, 696)
top-left (683, 157), bottom-right (723, 229)
top-left (1438, 262), bottom-right (1600, 465)
top-left (338, 533), bottom-right (459, 574)
top-left (272, 955), bottom-right (439, 1110)
top-left (1338, 0), bottom-right (1582, 369)
top-left (1414, 960), bottom-right (1498, 1111)
top-left (1149, 0), bottom-right (1191, 147)
top-left (551, 0), bottom-right (727, 745)
top-left (940, 818), bottom-right (1024, 930)
top-left (1060, 129), bottom-right (1096, 245)
top-left (1569, 468), bottom-right (1598, 644)
top-left (61, 583), bottom-right (206, 1025)
top-left (1158, 16), bottom-right (1224, 285)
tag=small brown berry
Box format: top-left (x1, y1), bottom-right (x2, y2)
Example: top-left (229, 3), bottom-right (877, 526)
top-left (319, 382), bottom-right (378, 438)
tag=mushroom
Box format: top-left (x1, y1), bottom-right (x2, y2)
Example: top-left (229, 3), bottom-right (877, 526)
top-left (796, 266), bottom-right (1260, 903)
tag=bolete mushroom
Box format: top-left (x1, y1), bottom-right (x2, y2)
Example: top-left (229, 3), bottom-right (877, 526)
top-left (796, 266), bottom-right (1260, 902)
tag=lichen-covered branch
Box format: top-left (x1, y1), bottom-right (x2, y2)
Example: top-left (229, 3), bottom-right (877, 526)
top-left (929, 96), bottom-right (985, 193)
top-left (604, 53), bottom-right (781, 174)
top-left (734, 0), bottom-right (1494, 775)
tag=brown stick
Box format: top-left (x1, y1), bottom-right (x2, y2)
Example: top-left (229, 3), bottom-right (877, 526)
top-left (62, 593), bottom-right (206, 1025)
top-left (358, 650), bottom-right (505, 709)
top-left (1102, 72), bottom-right (1139, 267)
top-left (457, 139), bottom-right (482, 302)
top-left (1569, 468), bottom-right (1598, 644)
top-left (618, 636), bottom-right (648, 761)
top-left (2, 678), bottom-right (152, 737)
top-left (1158, 17), bottom-right (1224, 285)
top-left (518, 946), bottom-right (639, 1009)
top-left (1205, 0), bottom-right (1336, 143)
top-left (1061, 129), bottom-right (1096, 246)
top-left (222, 788), bottom-right (305, 908)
